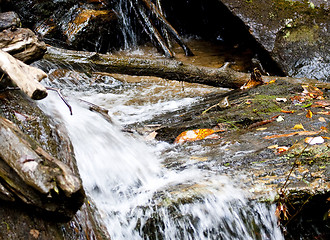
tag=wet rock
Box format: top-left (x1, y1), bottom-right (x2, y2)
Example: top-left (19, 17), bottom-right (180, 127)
top-left (0, 27), bottom-right (47, 63)
top-left (59, 7), bottom-right (118, 51)
top-left (0, 11), bottom-right (21, 31)
top-left (4, 0), bottom-right (121, 52)
top-left (0, 91), bottom-right (109, 239)
top-left (218, 0), bottom-right (330, 81)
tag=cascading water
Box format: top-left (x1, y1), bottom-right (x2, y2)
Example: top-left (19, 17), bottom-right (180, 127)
top-left (37, 65), bottom-right (284, 239)
top-left (114, 0), bottom-right (139, 49)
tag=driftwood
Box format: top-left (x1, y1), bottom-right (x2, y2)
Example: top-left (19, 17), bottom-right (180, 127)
top-left (45, 47), bottom-right (327, 89)
top-left (0, 49), bottom-right (48, 100)
top-left (0, 28), bottom-right (47, 63)
top-left (0, 116), bottom-right (84, 219)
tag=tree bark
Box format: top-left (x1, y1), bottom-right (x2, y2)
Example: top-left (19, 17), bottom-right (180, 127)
top-left (0, 116), bottom-right (84, 219)
top-left (44, 47), bottom-right (327, 89)
top-left (0, 49), bottom-right (48, 100)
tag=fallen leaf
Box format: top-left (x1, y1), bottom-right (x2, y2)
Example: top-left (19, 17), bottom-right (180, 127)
top-left (264, 132), bottom-right (298, 139)
top-left (267, 144), bottom-right (279, 149)
top-left (30, 229), bottom-right (40, 239)
top-left (267, 79), bottom-right (276, 84)
top-left (276, 116), bottom-right (284, 122)
top-left (145, 131), bottom-right (157, 141)
top-left (240, 68), bottom-right (264, 90)
top-left (301, 85), bottom-right (324, 99)
top-left (313, 100), bottom-right (330, 107)
top-left (277, 146), bottom-right (289, 154)
top-left (245, 100), bottom-right (252, 104)
top-left (248, 118), bottom-right (275, 129)
top-left (318, 117), bottom-right (326, 122)
top-left (305, 136), bottom-right (324, 145)
top-left (276, 98), bottom-right (287, 102)
top-left (290, 95), bottom-right (306, 104)
top-left (292, 124), bottom-right (305, 130)
top-left (256, 127), bottom-right (268, 131)
top-left (316, 111), bottom-right (330, 115)
top-left (281, 110), bottom-right (295, 114)
top-left (306, 109), bottom-right (313, 118)
top-left (174, 129), bottom-right (221, 144)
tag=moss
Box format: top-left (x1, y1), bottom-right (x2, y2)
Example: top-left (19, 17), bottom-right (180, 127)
top-left (282, 24), bottom-right (319, 43)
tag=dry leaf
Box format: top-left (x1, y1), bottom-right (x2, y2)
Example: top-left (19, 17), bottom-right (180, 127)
top-left (276, 116), bottom-right (284, 122)
top-left (318, 117), bottom-right (326, 122)
top-left (281, 110), bottom-right (295, 114)
top-left (305, 136), bottom-right (324, 145)
top-left (145, 131), bottom-right (157, 141)
top-left (277, 146), bottom-right (289, 154)
top-left (276, 98), bottom-right (287, 102)
top-left (301, 85), bottom-right (324, 99)
top-left (256, 127), bottom-right (268, 131)
top-left (290, 95), bottom-right (306, 104)
top-left (292, 124), bottom-right (305, 130)
top-left (30, 229), bottom-right (40, 239)
top-left (240, 68), bottom-right (264, 90)
top-left (267, 144), bottom-right (279, 149)
top-left (313, 100), bottom-right (330, 107)
top-left (174, 129), bottom-right (220, 144)
top-left (316, 111), bottom-right (330, 115)
top-left (267, 79), bottom-right (276, 84)
top-left (306, 109), bottom-right (313, 118)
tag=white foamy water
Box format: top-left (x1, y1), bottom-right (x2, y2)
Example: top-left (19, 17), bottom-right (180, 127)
top-left (38, 78), bottom-right (284, 240)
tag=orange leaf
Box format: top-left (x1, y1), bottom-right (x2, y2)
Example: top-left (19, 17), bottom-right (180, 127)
top-left (281, 110), bottom-right (295, 114)
top-left (290, 95), bottom-right (306, 104)
top-left (263, 132), bottom-right (298, 139)
top-left (313, 100), bottom-right (330, 107)
top-left (174, 129), bottom-right (218, 144)
top-left (306, 109), bottom-right (313, 118)
top-left (240, 68), bottom-right (264, 90)
top-left (302, 85), bottom-right (324, 99)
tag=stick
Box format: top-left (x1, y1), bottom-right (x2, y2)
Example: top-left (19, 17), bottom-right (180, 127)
top-left (132, 0), bottom-right (173, 58)
top-left (0, 49), bottom-right (47, 100)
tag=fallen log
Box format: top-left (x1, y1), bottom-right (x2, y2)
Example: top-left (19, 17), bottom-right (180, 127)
top-left (0, 116), bottom-right (84, 219)
top-left (45, 47), bottom-right (326, 89)
top-left (0, 49), bottom-right (48, 100)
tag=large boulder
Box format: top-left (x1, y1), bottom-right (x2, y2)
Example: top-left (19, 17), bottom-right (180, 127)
top-left (218, 0), bottom-right (330, 81)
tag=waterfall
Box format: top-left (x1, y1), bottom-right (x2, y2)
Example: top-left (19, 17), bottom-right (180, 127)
top-left (114, 0), bottom-right (138, 49)
top-left (38, 74), bottom-right (284, 240)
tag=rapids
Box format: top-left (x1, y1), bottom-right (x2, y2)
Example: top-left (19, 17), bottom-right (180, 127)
top-left (37, 66), bottom-right (284, 239)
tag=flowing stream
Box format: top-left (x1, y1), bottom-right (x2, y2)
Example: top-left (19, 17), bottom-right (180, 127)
top-left (37, 46), bottom-right (284, 239)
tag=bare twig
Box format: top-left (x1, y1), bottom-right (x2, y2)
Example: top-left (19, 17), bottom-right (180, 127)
top-left (45, 87), bottom-right (72, 115)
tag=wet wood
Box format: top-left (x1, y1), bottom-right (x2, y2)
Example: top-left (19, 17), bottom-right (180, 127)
top-left (0, 116), bottom-right (84, 219)
top-left (45, 47), bottom-right (325, 89)
top-left (0, 28), bottom-right (47, 63)
top-left (0, 49), bottom-right (48, 100)
top-left (140, 0), bottom-right (194, 56)
top-left (132, 0), bottom-right (173, 58)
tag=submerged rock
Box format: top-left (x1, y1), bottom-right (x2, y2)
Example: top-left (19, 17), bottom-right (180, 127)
top-left (218, 0), bottom-right (330, 81)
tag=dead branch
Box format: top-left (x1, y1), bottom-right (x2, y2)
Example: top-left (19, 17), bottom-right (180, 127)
top-left (0, 49), bottom-right (48, 100)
